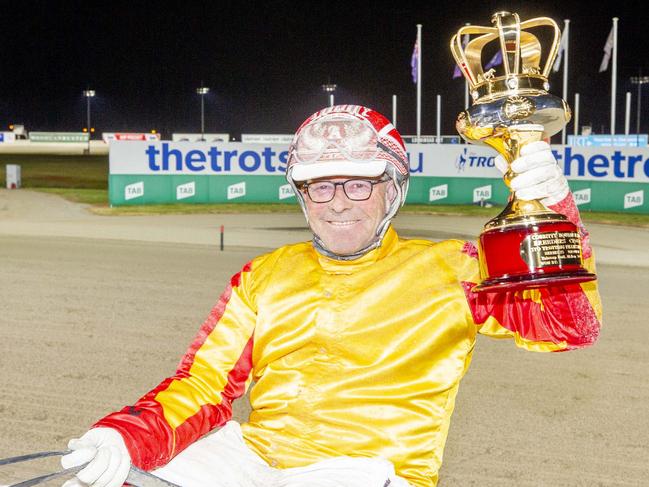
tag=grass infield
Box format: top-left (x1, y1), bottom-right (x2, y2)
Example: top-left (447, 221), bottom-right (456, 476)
top-left (2, 154), bottom-right (648, 227)
top-left (33, 187), bottom-right (649, 227)
top-left (0, 154), bottom-right (107, 189)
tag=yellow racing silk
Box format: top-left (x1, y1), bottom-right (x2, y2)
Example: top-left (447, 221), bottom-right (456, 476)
top-left (96, 226), bottom-right (601, 487)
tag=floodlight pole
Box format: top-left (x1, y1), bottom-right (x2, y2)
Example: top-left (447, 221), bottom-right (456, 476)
top-left (322, 83), bottom-right (337, 107)
top-left (83, 89), bottom-right (95, 154)
top-left (196, 86), bottom-right (210, 140)
top-left (630, 73), bottom-right (649, 146)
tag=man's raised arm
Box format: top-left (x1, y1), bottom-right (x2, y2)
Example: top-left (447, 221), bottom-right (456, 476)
top-left (461, 142), bottom-right (602, 352)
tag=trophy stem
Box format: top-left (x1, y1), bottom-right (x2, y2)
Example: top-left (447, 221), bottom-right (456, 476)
top-left (483, 123), bottom-right (545, 187)
top-left (484, 198), bottom-right (565, 231)
top-left (482, 123), bottom-right (559, 230)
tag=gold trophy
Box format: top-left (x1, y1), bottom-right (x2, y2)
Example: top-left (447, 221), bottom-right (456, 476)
top-left (450, 11), bottom-right (596, 292)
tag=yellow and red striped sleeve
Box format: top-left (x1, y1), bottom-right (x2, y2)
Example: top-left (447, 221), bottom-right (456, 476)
top-left (457, 193), bottom-right (602, 352)
top-left (94, 256), bottom-right (266, 470)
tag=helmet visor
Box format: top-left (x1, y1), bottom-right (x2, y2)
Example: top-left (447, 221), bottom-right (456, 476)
top-left (288, 116), bottom-right (391, 181)
top-left (293, 117), bottom-right (379, 164)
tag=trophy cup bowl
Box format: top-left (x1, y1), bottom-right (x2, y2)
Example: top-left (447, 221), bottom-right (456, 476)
top-left (451, 11), bottom-right (596, 292)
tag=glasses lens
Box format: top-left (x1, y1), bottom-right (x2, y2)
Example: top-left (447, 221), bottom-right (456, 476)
top-left (307, 181), bottom-right (335, 202)
top-left (343, 180), bottom-right (373, 200)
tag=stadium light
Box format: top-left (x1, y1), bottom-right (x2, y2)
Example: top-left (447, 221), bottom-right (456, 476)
top-left (196, 86), bottom-right (210, 140)
top-left (630, 74), bottom-right (649, 145)
top-left (322, 83), bottom-right (337, 107)
top-left (83, 89), bottom-right (96, 154)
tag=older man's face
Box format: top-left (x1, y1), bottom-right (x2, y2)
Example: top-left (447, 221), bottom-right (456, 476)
top-left (302, 176), bottom-right (396, 256)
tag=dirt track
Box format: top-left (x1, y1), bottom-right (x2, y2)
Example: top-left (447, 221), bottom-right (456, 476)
top-left (0, 190), bottom-right (648, 486)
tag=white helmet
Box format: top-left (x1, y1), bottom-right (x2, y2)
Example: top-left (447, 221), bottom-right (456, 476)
top-left (286, 105), bottom-right (410, 259)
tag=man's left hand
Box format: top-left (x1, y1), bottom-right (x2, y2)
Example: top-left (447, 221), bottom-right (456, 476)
top-left (494, 141), bottom-right (569, 206)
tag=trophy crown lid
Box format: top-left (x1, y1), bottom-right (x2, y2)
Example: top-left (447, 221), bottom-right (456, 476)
top-left (491, 11), bottom-right (513, 23)
top-left (450, 12), bottom-right (561, 103)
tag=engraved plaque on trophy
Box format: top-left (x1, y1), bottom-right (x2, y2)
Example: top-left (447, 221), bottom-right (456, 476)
top-left (450, 11), bottom-right (596, 292)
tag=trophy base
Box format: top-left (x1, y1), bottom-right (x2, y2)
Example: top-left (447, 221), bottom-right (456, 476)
top-left (474, 201), bottom-right (597, 293)
top-left (473, 269), bottom-right (597, 292)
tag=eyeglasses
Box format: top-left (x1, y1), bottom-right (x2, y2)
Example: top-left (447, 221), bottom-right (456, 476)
top-left (302, 178), bottom-right (388, 203)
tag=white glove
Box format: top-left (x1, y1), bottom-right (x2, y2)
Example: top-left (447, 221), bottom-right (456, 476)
top-left (494, 140), bottom-right (569, 206)
top-left (61, 427), bottom-right (131, 487)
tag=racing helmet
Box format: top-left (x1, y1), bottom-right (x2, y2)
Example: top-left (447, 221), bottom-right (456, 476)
top-left (286, 105), bottom-right (410, 259)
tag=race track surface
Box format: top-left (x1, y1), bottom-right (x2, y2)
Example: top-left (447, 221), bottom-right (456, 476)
top-left (1, 189), bottom-right (647, 486)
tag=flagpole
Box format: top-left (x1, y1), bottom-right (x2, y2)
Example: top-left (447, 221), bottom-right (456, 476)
top-left (611, 17), bottom-right (619, 135)
top-left (416, 24), bottom-right (422, 142)
top-left (392, 94), bottom-right (397, 128)
top-left (625, 91), bottom-right (631, 135)
top-left (561, 19), bottom-right (570, 145)
top-left (436, 94), bottom-right (441, 144)
top-left (463, 22), bottom-right (470, 110)
top-left (574, 93), bottom-right (580, 137)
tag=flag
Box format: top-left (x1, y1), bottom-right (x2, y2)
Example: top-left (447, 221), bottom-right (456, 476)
top-left (553, 23), bottom-right (569, 72)
top-left (599, 26), bottom-right (614, 72)
top-left (485, 50), bottom-right (503, 70)
top-left (452, 61), bottom-right (462, 79)
top-left (452, 33), bottom-right (469, 79)
top-left (411, 38), bottom-right (419, 83)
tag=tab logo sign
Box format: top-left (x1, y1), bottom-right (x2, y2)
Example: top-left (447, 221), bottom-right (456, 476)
top-left (473, 185), bottom-right (492, 203)
top-left (176, 181), bottom-right (195, 200)
top-left (624, 190), bottom-right (644, 209)
top-left (573, 188), bottom-right (591, 205)
top-left (279, 184), bottom-right (295, 200)
top-left (125, 181), bottom-right (144, 200)
top-left (227, 182), bottom-right (246, 200)
top-left (429, 184), bottom-right (448, 202)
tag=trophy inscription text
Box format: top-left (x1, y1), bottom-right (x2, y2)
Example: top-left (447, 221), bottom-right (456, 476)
top-left (520, 232), bottom-right (582, 268)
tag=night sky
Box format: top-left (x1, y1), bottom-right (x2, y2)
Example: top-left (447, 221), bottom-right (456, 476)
top-left (1, 1), bottom-right (648, 140)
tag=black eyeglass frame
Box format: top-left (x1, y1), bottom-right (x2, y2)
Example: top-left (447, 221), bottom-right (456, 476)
top-left (301, 177), bottom-right (390, 203)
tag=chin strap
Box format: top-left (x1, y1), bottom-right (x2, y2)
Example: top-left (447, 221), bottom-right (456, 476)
top-left (311, 233), bottom-right (381, 261)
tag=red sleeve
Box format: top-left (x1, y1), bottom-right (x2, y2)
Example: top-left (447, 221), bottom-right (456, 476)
top-left (94, 262), bottom-right (257, 470)
top-left (547, 191), bottom-right (593, 259)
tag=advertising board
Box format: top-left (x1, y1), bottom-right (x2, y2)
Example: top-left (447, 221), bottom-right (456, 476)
top-left (108, 141), bottom-right (649, 213)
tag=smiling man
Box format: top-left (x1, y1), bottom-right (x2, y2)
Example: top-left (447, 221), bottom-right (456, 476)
top-left (299, 176), bottom-right (394, 255)
top-left (62, 105), bottom-right (601, 487)
top-left (287, 105), bottom-right (409, 260)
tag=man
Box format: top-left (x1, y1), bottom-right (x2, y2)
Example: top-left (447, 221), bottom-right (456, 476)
top-left (62, 105), bottom-right (601, 487)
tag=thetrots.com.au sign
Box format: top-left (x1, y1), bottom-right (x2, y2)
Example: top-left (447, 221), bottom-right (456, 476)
top-left (109, 141), bottom-right (649, 213)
